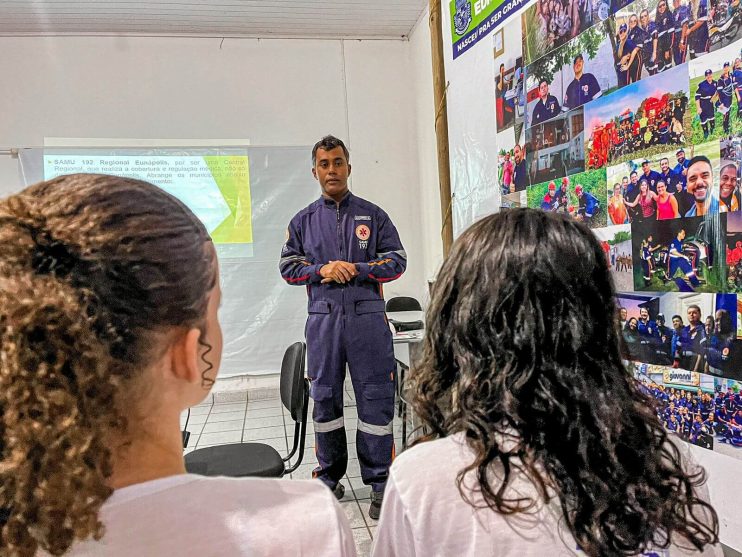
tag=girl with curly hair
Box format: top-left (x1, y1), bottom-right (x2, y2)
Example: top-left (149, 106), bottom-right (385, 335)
top-left (373, 209), bottom-right (719, 557)
top-left (0, 174), bottom-right (354, 557)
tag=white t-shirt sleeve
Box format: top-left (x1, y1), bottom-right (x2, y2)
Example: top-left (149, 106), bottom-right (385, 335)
top-left (371, 471), bottom-right (417, 557)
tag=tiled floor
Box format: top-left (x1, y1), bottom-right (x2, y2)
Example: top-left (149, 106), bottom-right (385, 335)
top-left (181, 378), bottom-right (405, 557)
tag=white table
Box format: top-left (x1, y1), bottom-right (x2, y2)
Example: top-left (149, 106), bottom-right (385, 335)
top-left (391, 329), bottom-right (423, 449)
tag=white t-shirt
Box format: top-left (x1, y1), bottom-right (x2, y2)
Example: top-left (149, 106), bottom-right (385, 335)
top-left (50, 474), bottom-right (356, 556)
top-left (372, 433), bottom-right (721, 557)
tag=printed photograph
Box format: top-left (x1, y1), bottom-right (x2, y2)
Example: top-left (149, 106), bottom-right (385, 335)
top-left (612, 0), bottom-right (691, 82)
top-left (585, 64), bottom-right (691, 167)
top-left (524, 21), bottom-right (618, 130)
top-left (605, 140), bottom-right (720, 223)
top-left (527, 168), bottom-right (607, 227)
top-left (522, 0), bottom-right (610, 65)
top-left (635, 365), bottom-right (742, 459)
top-left (688, 41), bottom-right (742, 143)
top-left (630, 213), bottom-right (726, 292)
top-left (495, 19), bottom-right (526, 134)
top-left (619, 293), bottom-right (739, 373)
top-left (594, 223), bottom-right (633, 289)
top-left (525, 107), bottom-right (586, 184)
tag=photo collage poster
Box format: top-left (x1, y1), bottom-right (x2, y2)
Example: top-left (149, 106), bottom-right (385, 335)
top-left (493, 0), bottom-right (742, 459)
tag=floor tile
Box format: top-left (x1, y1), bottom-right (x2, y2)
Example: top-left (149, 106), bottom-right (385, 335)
top-left (246, 407), bottom-right (284, 419)
top-left (352, 527), bottom-right (372, 557)
top-left (340, 501), bottom-right (367, 529)
top-left (349, 477), bottom-right (371, 500)
top-left (197, 430), bottom-right (242, 446)
top-left (368, 526), bottom-right (376, 539)
top-left (201, 419), bottom-right (244, 434)
top-left (206, 410), bottom-right (246, 423)
top-left (243, 415), bottom-right (285, 429)
top-left (242, 425), bottom-right (286, 441)
top-left (186, 405), bottom-right (211, 417)
top-left (210, 402), bottom-right (247, 414)
top-left (246, 399), bottom-right (283, 410)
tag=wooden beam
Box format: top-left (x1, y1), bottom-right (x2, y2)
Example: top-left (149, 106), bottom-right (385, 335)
top-left (429, 0), bottom-right (454, 256)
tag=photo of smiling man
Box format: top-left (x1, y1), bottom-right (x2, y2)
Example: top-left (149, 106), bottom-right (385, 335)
top-left (685, 154), bottom-right (720, 217)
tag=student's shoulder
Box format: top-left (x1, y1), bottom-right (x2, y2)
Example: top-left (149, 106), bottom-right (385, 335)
top-left (391, 434), bottom-right (472, 485)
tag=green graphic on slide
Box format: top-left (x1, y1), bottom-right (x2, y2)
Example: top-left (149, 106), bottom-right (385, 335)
top-left (204, 156), bottom-right (253, 244)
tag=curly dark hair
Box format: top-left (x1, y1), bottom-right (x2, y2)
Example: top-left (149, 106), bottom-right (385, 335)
top-left (0, 174), bottom-right (216, 556)
top-left (410, 208), bottom-right (718, 556)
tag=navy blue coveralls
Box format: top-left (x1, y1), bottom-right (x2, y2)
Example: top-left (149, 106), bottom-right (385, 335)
top-left (279, 192), bottom-right (406, 493)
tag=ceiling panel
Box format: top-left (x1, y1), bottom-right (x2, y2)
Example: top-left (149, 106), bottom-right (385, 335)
top-left (0, 0), bottom-right (429, 39)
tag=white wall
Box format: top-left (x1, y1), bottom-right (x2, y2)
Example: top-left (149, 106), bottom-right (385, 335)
top-left (409, 8), bottom-right (444, 291)
top-left (0, 34), bottom-right (439, 302)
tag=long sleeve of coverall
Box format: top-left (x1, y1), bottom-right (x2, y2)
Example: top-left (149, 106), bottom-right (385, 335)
top-left (354, 212), bottom-right (406, 283)
top-left (279, 219), bottom-right (324, 285)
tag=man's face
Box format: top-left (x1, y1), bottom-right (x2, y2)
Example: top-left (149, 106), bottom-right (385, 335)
top-left (631, 173), bottom-right (639, 184)
top-left (642, 163), bottom-right (651, 175)
top-left (574, 56), bottom-right (584, 75)
top-left (678, 229), bottom-right (686, 241)
top-left (514, 145), bottom-right (522, 162)
top-left (677, 151), bottom-right (685, 163)
top-left (673, 317), bottom-right (683, 330)
top-left (539, 81), bottom-right (549, 100)
top-left (620, 308), bottom-right (628, 320)
top-left (687, 161), bottom-right (712, 202)
top-left (706, 73), bottom-right (714, 83)
top-left (661, 159), bottom-right (669, 173)
top-left (312, 146), bottom-right (351, 199)
top-left (688, 307), bottom-right (701, 325)
top-left (622, 177), bottom-right (629, 187)
top-left (640, 308), bottom-right (649, 320)
top-left (720, 165), bottom-right (737, 198)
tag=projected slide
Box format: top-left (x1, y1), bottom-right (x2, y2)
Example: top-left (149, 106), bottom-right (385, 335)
top-left (43, 154), bottom-right (253, 250)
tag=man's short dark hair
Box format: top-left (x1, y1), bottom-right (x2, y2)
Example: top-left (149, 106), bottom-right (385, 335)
top-left (672, 314), bottom-right (683, 322)
top-left (688, 155), bottom-right (711, 171)
top-left (688, 304), bottom-right (701, 313)
top-left (312, 135), bottom-right (350, 165)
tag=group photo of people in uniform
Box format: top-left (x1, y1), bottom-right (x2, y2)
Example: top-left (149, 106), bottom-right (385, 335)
top-left (526, 169), bottom-right (608, 227)
top-left (619, 294), bottom-right (742, 378)
top-left (637, 371), bottom-right (742, 457)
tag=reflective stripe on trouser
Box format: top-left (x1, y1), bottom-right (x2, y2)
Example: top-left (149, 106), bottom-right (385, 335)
top-left (306, 306), bottom-right (396, 493)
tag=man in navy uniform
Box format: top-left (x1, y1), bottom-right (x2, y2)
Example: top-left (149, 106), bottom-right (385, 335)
top-left (280, 135), bottom-right (406, 519)
top-left (686, 0), bottom-right (709, 59)
top-left (672, 0), bottom-right (690, 65)
top-left (641, 159), bottom-right (662, 192)
top-left (563, 54), bottom-right (602, 110)
top-left (531, 79), bottom-right (561, 126)
top-left (512, 143), bottom-right (529, 191)
top-left (696, 69), bottom-right (717, 139)
top-left (717, 62), bottom-right (734, 134)
top-left (733, 58), bottom-right (742, 118)
top-left (673, 148), bottom-right (690, 186)
top-left (575, 184), bottom-right (601, 225)
top-left (673, 304), bottom-right (706, 370)
top-left (659, 157), bottom-right (679, 192)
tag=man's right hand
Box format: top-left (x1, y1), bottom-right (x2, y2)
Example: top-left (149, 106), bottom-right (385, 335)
top-left (320, 261), bottom-right (358, 284)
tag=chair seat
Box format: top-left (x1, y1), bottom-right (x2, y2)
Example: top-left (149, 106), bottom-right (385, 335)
top-left (185, 443), bottom-right (285, 478)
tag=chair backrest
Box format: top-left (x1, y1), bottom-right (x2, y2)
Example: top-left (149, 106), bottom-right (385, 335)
top-left (385, 296), bottom-right (422, 313)
top-left (280, 342), bottom-right (307, 422)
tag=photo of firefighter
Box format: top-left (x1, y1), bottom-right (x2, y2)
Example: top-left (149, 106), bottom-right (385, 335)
top-left (524, 21), bottom-right (618, 130)
top-left (526, 168), bottom-right (608, 227)
top-left (526, 108), bottom-right (586, 183)
top-left (688, 40), bottom-right (742, 142)
top-left (606, 140), bottom-right (720, 222)
top-left (521, 0), bottom-right (609, 65)
top-left (635, 368), bottom-right (742, 458)
top-left (631, 213), bottom-right (725, 291)
top-left (585, 64), bottom-right (691, 168)
top-left (495, 19), bottom-right (527, 134)
top-left (619, 293), bottom-right (741, 378)
top-left (612, 0), bottom-right (690, 82)
top-left (594, 223), bottom-right (633, 289)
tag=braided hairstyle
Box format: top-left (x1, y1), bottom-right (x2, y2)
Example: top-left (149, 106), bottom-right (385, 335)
top-left (0, 174), bottom-right (216, 556)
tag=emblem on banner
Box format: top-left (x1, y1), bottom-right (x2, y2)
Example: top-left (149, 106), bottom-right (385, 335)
top-left (453, 0), bottom-right (472, 36)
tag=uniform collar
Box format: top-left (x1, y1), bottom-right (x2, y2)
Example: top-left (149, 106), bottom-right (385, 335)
top-left (321, 190), bottom-right (353, 207)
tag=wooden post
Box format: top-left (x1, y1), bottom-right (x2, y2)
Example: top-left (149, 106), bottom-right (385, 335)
top-left (429, 0), bottom-right (455, 256)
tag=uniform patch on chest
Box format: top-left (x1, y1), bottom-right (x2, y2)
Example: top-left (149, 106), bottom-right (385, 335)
top-left (356, 224), bottom-right (370, 250)
top-left (354, 215), bottom-right (371, 221)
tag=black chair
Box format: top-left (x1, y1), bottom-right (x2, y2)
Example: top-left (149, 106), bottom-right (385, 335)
top-left (385, 297), bottom-right (423, 449)
top-left (184, 342), bottom-right (309, 478)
